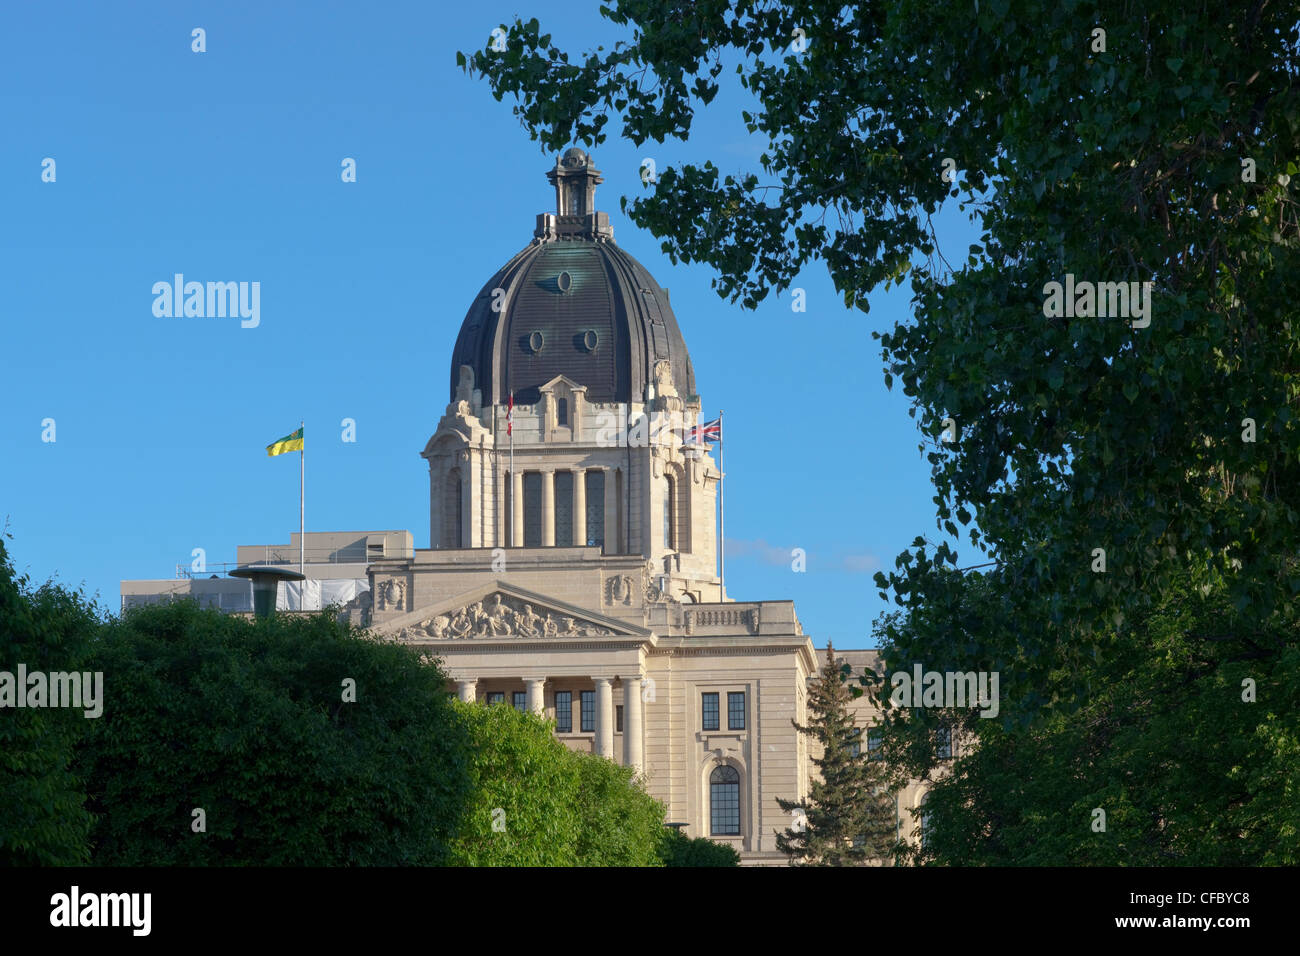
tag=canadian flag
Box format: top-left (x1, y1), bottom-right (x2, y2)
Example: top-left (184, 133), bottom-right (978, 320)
top-left (507, 392), bottom-right (514, 436)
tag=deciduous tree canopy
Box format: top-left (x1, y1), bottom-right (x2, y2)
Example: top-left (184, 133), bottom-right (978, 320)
top-left (461, 0), bottom-right (1300, 863)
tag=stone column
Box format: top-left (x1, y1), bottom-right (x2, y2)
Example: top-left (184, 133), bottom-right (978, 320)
top-left (511, 470), bottom-right (524, 547)
top-left (573, 468), bottom-right (587, 547)
top-left (623, 673), bottom-right (644, 774)
top-left (603, 467), bottom-right (618, 554)
top-left (525, 677), bottom-right (546, 716)
top-left (457, 679), bottom-right (477, 703)
top-left (541, 469), bottom-right (555, 547)
top-left (595, 677), bottom-right (614, 759)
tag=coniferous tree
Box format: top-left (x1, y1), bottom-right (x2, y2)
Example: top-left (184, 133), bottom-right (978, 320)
top-left (776, 643), bottom-right (896, 865)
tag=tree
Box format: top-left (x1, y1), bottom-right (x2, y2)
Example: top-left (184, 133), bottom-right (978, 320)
top-left (77, 601), bottom-right (474, 865)
top-left (657, 827), bottom-right (741, 866)
top-left (447, 699), bottom-right (666, 866)
top-left (570, 741), bottom-right (669, 866)
top-left (876, 570), bottom-right (1300, 865)
top-left (776, 644), bottom-right (895, 865)
top-left (460, 1), bottom-right (1300, 864)
top-left (0, 533), bottom-right (99, 865)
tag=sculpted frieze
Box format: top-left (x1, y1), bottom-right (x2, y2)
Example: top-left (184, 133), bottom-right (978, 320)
top-left (398, 592), bottom-right (617, 641)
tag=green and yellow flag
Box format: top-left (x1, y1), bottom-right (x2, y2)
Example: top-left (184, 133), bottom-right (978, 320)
top-left (267, 426), bottom-right (304, 457)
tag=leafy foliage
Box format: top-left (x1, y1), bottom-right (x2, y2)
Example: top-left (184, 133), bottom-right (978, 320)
top-left (0, 534), bottom-right (99, 865)
top-left (776, 645), bottom-right (895, 865)
top-left (657, 827), bottom-right (741, 866)
top-left (462, 0), bottom-right (1300, 864)
top-left (877, 572), bottom-right (1300, 865)
top-left (77, 602), bottom-right (473, 865)
top-left (448, 699), bottom-right (665, 866)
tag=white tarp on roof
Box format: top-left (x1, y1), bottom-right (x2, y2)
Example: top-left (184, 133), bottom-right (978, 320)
top-left (276, 578), bottom-right (369, 612)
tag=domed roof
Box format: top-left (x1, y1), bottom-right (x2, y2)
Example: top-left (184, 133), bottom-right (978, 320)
top-left (449, 153), bottom-right (696, 406)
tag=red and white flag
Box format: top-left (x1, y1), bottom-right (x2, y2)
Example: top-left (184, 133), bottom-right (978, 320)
top-left (507, 392), bottom-right (514, 436)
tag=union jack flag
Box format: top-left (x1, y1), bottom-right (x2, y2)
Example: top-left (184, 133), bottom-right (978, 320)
top-left (679, 416), bottom-right (721, 446)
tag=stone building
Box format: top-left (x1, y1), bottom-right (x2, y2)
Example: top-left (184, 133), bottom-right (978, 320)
top-left (121, 149), bottom-right (938, 864)
top-left (364, 149), bottom-right (934, 863)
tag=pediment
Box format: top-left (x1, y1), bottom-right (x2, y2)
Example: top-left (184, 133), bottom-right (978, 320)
top-left (538, 374), bottom-right (587, 394)
top-left (381, 580), bottom-right (648, 642)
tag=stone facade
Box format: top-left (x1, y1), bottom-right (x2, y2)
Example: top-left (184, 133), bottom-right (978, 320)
top-left (120, 150), bottom-right (942, 864)
top-left (364, 150), bottom-right (938, 863)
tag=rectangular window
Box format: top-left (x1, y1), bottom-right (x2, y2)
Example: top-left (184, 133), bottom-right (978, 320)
top-left (702, 692), bottom-right (720, 731)
top-left (555, 691), bottom-right (572, 733)
top-left (616, 705), bottom-right (624, 733)
top-left (523, 472), bottom-right (542, 547)
top-left (486, 691), bottom-right (505, 706)
top-left (935, 726), bottom-right (952, 760)
top-left (849, 727), bottom-right (862, 758)
top-left (585, 471), bottom-right (605, 548)
top-left (554, 470), bottom-right (573, 547)
top-left (728, 692), bottom-right (746, 730)
top-left (580, 690), bottom-right (595, 733)
top-left (868, 728), bottom-right (884, 760)
top-left (512, 691), bottom-right (527, 713)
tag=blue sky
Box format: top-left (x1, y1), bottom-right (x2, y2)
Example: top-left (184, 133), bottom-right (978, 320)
top-left (0, 1), bottom-right (980, 648)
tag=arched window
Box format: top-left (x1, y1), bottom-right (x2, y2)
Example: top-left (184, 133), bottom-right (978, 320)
top-left (556, 397), bottom-right (568, 427)
top-left (919, 792), bottom-right (932, 850)
top-left (710, 765), bottom-right (740, 836)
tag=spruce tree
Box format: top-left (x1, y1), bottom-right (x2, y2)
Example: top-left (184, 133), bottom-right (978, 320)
top-left (776, 643), bottom-right (896, 865)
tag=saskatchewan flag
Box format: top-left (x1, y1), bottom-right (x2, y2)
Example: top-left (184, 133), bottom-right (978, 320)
top-left (267, 426), bottom-right (304, 457)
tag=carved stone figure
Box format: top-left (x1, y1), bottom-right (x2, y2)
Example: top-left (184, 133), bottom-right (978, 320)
top-left (653, 359), bottom-right (678, 399)
top-left (643, 559), bottom-right (676, 603)
top-left (396, 592), bottom-right (617, 640)
top-left (378, 579), bottom-right (405, 612)
top-left (455, 365), bottom-right (474, 402)
top-left (607, 574), bottom-right (634, 605)
top-left (487, 594), bottom-right (512, 635)
top-left (447, 607), bottom-right (473, 638)
top-left (467, 601), bottom-right (489, 633)
top-left (516, 603), bottom-right (541, 637)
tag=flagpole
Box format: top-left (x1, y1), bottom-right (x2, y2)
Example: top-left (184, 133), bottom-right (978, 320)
top-left (508, 392), bottom-right (514, 547)
top-left (299, 420), bottom-right (305, 578)
top-left (718, 408), bottom-right (725, 599)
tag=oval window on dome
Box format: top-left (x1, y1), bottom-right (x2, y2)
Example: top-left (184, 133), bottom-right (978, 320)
top-left (581, 330), bottom-right (598, 352)
top-left (528, 330), bottom-right (545, 353)
top-left (557, 271), bottom-right (572, 292)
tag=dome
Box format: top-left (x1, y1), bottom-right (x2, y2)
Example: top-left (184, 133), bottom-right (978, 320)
top-left (449, 153), bottom-right (696, 406)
